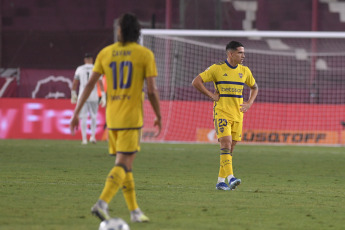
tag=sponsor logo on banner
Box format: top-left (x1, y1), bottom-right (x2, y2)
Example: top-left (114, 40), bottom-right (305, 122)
top-left (0, 98), bottom-right (105, 139)
top-left (32, 76), bottom-right (73, 98)
top-left (197, 128), bottom-right (341, 145)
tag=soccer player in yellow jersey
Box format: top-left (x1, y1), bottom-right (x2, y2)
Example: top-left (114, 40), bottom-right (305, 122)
top-left (192, 41), bottom-right (258, 191)
top-left (70, 13), bottom-right (161, 222)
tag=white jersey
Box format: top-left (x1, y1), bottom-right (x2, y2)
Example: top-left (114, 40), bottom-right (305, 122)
top-left (74, 63), bottom-right (99, 102)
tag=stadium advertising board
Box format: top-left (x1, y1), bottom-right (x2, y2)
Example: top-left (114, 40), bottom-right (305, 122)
top-left (142, 101), bottom-right (345, 145)
top-left (1, 99), bottom-right (344, 145)
top-left (196, 129), bottom-right (342, 145)
top-left (0, 98), bottom-right (105, 140)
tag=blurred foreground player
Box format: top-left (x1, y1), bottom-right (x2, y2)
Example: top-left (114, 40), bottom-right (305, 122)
top-left (71, 53), bottom-right (106, 144)
top-left (192, 41), bottom-right (258, 191)
top-left (70, 13), bottom-right (161, 222)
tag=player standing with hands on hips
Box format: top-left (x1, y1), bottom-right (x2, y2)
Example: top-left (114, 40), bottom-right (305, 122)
top-left (70, 13), bottom-right (161, 222)
top-left (71, 53), bottom-right (106, 144)
top-left (192, 41), bottom-right (258, 191)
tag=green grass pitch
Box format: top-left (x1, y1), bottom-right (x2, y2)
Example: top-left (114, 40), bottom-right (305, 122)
top-left (1, 139), bottom-right (345, 230)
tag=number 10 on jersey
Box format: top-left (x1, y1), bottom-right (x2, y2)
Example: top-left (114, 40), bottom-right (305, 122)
top-left (110, 61), bottom-right (133, 89)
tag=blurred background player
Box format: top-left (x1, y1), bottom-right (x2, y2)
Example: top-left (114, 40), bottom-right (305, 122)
top-left (192, 41), bottom-right (258, 191)
top-left (70, 13), bottom-right (161, 222)
top-left (97, 74), bottom-right (109, 141)
top-left (71, 53), bottom-right (106, 144)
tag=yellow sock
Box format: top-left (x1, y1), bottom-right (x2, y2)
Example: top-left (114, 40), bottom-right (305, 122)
top-left (220, 148), bottom-right (233, 177)
top-left (99, 165), bottom-right (126, 203)
top-left (122, 172), bottom-right (139, 211)
top-left (218, 163), bottom-right (227, 178)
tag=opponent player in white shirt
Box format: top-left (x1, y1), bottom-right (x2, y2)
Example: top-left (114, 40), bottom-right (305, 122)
top-left (71, 53), bottom-right (106, 144)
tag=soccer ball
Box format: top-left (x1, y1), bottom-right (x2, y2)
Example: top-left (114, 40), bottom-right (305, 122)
top-left (98, 218), bottom-right (130, 230)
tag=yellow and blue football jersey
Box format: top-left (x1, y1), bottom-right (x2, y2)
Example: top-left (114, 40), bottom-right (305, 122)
top-left (200, 60), bottom-right (256, 122)
top-left (93, 42), bottom-right (157, 129)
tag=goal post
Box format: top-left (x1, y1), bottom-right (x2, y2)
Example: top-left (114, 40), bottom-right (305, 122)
top-left (140, 29), bottom-right (345, 145)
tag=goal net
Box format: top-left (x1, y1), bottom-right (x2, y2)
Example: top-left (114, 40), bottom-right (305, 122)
top-left (140, 29), bottom-right (345, 146)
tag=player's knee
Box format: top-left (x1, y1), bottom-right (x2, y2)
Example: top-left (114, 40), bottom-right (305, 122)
top-left (220, 140), bottom-right (232, 149)
top-left (230, 141), bottom-right (237, 153)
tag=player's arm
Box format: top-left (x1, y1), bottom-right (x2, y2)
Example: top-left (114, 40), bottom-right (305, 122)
top-left (70, 71), bottom-right (102, 135)
top-left (240, 82), bottom-right (258, 113)
top-left (71, 79), bottom-right (79, 104)
top-left (98, 77), bottom-right (106, 107)
top-left (192, 75), bottom-right (219, 101)
top-left (146, 76), bottom-right (162, 137)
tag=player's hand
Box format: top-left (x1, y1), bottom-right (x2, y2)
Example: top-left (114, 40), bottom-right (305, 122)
top-left (211, 90), bottom-right (220, 101)
top-left (70, 115), bottom-right (79, 135)
top-left (240, 101), bottom-right (252, 113)
top-left (154, 117), bottom-right (162, 137)
top-left (71, 90), bottom-right (78, 104)
top-left (100, 92), bottom-right (106, 107)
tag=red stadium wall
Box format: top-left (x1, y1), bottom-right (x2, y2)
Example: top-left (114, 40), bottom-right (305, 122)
top-left (1, 98), bottom-right (344, 145)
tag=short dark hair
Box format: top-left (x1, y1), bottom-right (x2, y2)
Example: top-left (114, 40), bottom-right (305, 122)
top-left (226, 41), bottom-right (244, 51)
top-left (84, 53), bottom-right (93, 58)
top-left (118, 13), bottom-right (141, 43)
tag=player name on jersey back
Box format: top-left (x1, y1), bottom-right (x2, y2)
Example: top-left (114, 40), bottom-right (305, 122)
top-left (112, 50), bottom-right (132, 56)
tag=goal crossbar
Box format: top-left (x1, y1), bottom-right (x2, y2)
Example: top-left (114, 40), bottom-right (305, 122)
top-left (142, 29), bottom-right (345, 39)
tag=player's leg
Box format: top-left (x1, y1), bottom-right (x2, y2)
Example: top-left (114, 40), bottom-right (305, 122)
top-left (116, 129), bottom-right (149, 222)
top-left (219, 135), bottom-right (234, 183)
top-left (88, 101), bottom-right (98, 143)
top-left (79, 104), bottom-right (88, 144)
top-left (214, 117), bottom-right (232, 190)
top-left (91, 130), bottom-right (126, 221)
top-left (118, 154), bottom-right (149, 222)
top-left (227, 121), bottom-right (243, 190)
top-left (230, 140), bottom-right (238, 154)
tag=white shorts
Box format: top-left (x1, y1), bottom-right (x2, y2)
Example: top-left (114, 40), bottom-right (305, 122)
top-left (79, 101), bottom-right (98, 119)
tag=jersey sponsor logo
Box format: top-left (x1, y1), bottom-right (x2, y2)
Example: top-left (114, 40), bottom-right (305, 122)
top-left (220, 87), bottom-right (243, 93)
top-left (110, 95), bottom-right (131, 101)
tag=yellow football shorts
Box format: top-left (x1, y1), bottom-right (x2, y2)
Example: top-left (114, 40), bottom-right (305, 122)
top-left (214, 115), bottom-right (243, 141)
top-left (108, 129), bottom-right (141, 155)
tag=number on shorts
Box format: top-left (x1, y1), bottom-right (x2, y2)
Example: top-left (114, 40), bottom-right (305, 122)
top-left (218, 119), bottom-right (227, 127)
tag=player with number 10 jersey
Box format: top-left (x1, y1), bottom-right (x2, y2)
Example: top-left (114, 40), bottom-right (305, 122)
top-left (93, 42), bottom-right (157, 129)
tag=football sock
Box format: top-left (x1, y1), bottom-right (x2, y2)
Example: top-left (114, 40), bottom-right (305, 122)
top-left (218, 164), bottom-right (227, 182)
top-left (220, 148), bottom-right (233, 178)
top-left (217, 177), bottom-right (226, 183)
top-left (80, 117), bottom-right (87, 141)
top-left (91, 117), bottom-right (97, 139)
top-left (227, 175), bottom-right (234, 182)
top-left (122, 171), bottom-right (139, 211)
top-left (99, 165), bottom-right (126, 203)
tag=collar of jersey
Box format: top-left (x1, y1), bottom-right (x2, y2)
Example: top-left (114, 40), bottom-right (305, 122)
top-left (225, 60), bottom-right (238, 69)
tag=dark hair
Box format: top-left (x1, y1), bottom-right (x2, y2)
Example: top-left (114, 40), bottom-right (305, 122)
top-left (84, 53), bottom-right (93, 58)
top-left (118, 13), bottom-right (141, 43)
top-left (226, 41), bottom-right (244, 51)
